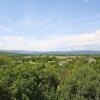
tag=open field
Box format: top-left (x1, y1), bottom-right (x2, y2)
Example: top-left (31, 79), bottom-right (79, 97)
top-left (0, 54), bottom-right (100, 100)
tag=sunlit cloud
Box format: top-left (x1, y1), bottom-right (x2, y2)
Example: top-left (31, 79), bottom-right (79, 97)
top-left (0, 29), bottom-right (100, 51)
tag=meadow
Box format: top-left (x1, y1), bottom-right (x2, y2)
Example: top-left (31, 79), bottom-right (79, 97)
top-left (0, 54), bottom-right (100, 100)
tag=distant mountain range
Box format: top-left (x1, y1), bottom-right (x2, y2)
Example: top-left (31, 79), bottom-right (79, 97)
top-left (0, 50), bottom-right (100, 55)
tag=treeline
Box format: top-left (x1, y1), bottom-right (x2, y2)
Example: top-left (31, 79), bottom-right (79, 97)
top-left (0, 55), bottom-right (100, 100)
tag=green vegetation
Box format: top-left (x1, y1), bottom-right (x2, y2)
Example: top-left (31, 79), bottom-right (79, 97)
top-left (0, 54), bottom-right (100, 100)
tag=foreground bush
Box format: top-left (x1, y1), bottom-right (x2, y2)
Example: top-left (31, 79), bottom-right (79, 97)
top-left (58, 66), bottom-right (100, 100)
top-left (0, 55), bottom-right (100, 100)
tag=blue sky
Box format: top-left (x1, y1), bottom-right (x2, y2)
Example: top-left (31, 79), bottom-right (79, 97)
top-left (0, 0), bottom-right (100, 51)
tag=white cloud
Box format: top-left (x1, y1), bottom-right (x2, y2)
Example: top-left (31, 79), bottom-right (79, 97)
top-left (83, 0), bottom-right (94, 2)
top-left (0, 25), bottom-right (12, 33)
top-left (0, 29), bottom-right (100, 51)
top-left (17, 16), bottom-right (71, 36)
top-left (18, 16), bottom-right (54, 29)
top-left (83, 0), bottom-right (89, 2)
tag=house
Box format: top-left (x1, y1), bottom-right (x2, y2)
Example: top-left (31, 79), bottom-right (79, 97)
top-left (88, 57), bottom-right (96, 63)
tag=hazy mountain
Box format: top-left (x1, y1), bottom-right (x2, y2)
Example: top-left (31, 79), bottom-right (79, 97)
top-left (0, 50), bottom-right (100, 55)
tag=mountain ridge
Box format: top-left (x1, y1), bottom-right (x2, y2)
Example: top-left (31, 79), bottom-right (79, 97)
top-left (0, 50), bottom-right (100, 55)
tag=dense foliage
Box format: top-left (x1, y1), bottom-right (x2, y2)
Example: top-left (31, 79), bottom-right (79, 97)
top-left (0, 54), bottom-right (100, 100)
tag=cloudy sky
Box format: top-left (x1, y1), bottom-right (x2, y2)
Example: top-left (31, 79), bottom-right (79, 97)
top-left (0, 0), bottom-right (100, 51)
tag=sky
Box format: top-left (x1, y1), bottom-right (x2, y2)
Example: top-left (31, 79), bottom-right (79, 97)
top-left (0, 0), bottom-right (100, 51)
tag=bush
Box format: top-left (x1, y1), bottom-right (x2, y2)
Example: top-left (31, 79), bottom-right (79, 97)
top-left (61, 66), bottom-right (100, 100)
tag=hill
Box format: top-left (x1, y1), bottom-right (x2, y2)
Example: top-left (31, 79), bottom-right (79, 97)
top-left (0, 50), bottom-right (100, 55)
